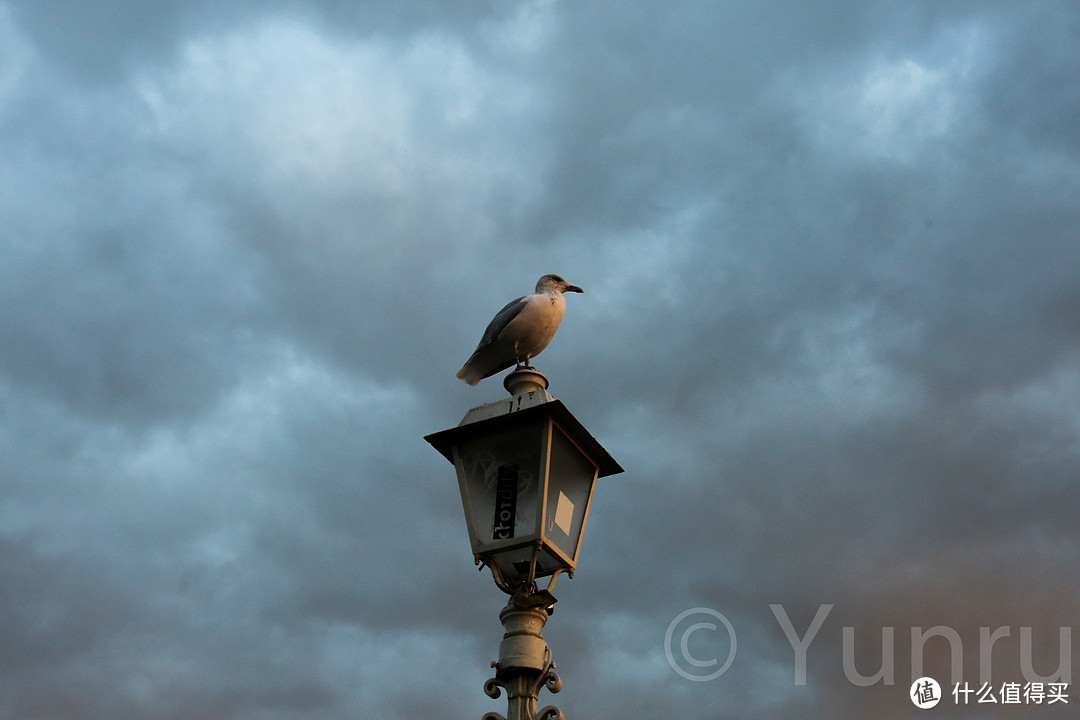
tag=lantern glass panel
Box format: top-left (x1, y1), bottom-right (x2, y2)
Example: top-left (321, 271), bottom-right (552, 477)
top-left (456, 421), bottom-right (544, 549)
top-left (543, 427), bottom-right (597, 562)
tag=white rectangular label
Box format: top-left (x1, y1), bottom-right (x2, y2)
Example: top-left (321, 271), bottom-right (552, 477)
top-left (554, 491), bottom-right (574, 535)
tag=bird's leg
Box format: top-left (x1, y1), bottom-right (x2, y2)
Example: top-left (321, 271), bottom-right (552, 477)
top-left (523, 355), bottom-right (533, 369)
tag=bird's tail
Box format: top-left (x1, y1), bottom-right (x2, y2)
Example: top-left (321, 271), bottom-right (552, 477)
top-left (456, 364), bottom-right (483, 386)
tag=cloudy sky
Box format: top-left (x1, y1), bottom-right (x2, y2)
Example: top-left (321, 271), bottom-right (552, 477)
top-left (2, 1), bottom-right (1079, 718)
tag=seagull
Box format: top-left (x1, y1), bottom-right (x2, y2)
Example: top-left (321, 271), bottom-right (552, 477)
top-left (456, 274), bottom-right (584, 385)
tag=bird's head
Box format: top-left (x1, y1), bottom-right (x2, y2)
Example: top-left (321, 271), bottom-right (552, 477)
top-left (536, 274), bottom-right (584, 294)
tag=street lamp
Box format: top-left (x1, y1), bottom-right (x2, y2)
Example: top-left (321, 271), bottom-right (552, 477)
top-left (425, 368), bottom-right (623, 720)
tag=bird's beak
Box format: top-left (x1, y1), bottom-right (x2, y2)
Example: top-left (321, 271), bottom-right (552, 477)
top-left (566, 284), bottom-right (584, 294)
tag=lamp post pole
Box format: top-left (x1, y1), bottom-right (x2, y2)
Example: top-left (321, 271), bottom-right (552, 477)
top-left (424, 367), bottom-right (623, 720)
top-left (482, 598), bottom-right (563, 720)
top-left (484, 369), bottom-right (564, 720)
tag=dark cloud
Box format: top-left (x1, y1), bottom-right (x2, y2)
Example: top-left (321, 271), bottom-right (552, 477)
top-left (1, 0), bottom-right (1078, 718)
top-left (5, 0), bottom-right (513, 82)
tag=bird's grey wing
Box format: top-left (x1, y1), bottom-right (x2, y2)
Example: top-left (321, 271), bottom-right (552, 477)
top-left (472, 295), bottom-right (528, 350)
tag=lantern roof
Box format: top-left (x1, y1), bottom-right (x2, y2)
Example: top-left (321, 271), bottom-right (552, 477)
top-left (425, 392), bottom-right (623, 479)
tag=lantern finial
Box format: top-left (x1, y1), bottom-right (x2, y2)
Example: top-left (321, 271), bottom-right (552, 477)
top-left (503, 367), bottom-right (549, 396)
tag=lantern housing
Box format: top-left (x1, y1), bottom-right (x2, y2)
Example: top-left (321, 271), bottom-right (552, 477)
top-left (425, 385), bottom-right (621, 591)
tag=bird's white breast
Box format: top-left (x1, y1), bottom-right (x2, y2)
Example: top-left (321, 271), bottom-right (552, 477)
top-left (504, 291), bottom-right (566, 354)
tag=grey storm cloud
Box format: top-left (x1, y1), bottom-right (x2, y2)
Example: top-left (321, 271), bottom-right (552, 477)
top-left (0, 0), bottom-right (1078, 718)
